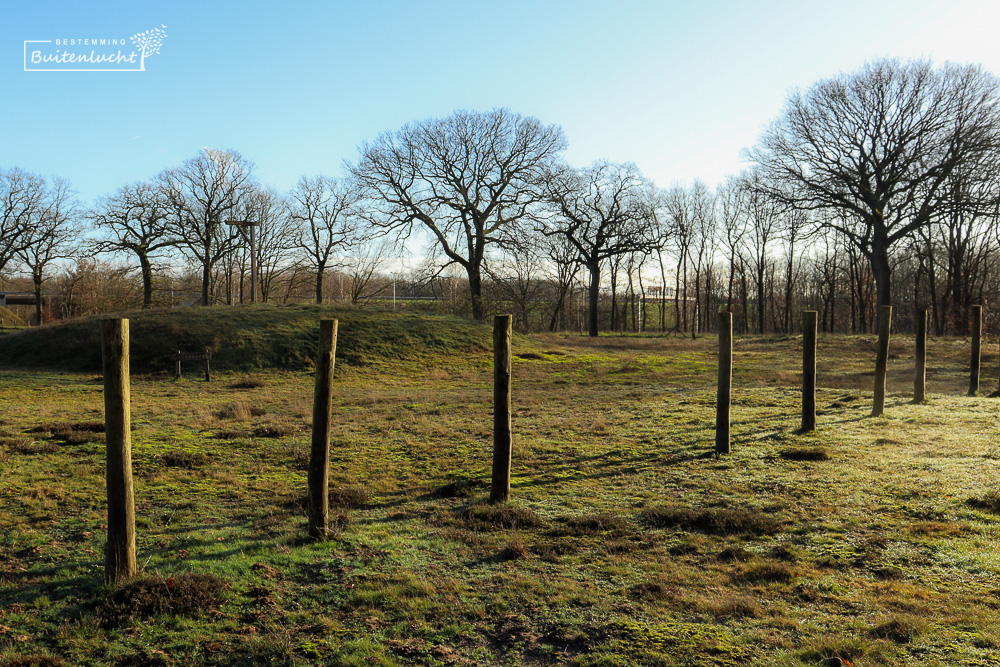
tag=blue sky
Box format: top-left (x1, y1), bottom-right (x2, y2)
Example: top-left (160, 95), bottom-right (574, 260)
top-left (3, 0), bottom-right (1000, 204)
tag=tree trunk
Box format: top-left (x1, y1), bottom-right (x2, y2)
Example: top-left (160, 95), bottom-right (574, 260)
top-left (588, 261), bottom-right (600, 337)
top-left (467, 265), bottom-right (485, 321)
top-left (138, 254), bottom-right (153, 309)
top-left (201, 262), bottom-right (211, 306)
top-left (33, 271), bottom-right (43, 325)
top-left (870, 245), bottom-right (892, 334)
top-left (315, 265), bottom-right (325, 304)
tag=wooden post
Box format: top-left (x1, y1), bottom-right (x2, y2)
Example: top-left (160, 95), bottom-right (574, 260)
top-left (102, 319), bottom-right (136, 584)
top-left (801, 311), bottom-right (817, 432)
top-left (174, 350), bottom-right (181, 379)
top-left (872, 305), bottom-right (892, 417)
top-left (716, 311), bottom-right (732, 454)
top-left (491, 315), bottom-right (513, 503)
top-left (914, 308), bottom-right (927, 403)
top-left (970, 305), bottom-right (982, 397)
top-left (308, 319), bottom-right (338, 539)
top-left (203, 347), bottom-right (211, 382)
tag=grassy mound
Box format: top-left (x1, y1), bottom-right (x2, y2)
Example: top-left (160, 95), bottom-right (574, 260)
top-left (0, 305), bottom-right (26, 327)
top-left (0, 304), bottom-right (490, 373)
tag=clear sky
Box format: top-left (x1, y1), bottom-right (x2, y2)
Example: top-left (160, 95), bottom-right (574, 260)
top-left (3, 0), bottom-right (1000, 205)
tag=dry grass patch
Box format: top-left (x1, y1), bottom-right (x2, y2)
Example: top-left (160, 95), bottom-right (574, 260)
top-left (641, 504), bottom-right (781, 536)
top-left (779, 446), bottom-right (830, 461)
top-left (329, 485), bottom-right (370, 508)
top-left (431, 476), bottom-right (487, 498)
top-left (460, 504), bottom-right (543, 531)
top-left (98, 573), bottom-right (228, 627)
top-left (734, 562), bottom-right (795, 585)
top-left (160, 450), bottom-right (209, 469)
top-left (216, 402), bottom-right (266, 420)
top-left (966, 491), bottom-right (1000, 513)
top-left (869, 615), bottom-right (927, 643)
top-left (552, 512), bottom-right (631, 536)
top-left (228, 374), bottom-right (266, 389)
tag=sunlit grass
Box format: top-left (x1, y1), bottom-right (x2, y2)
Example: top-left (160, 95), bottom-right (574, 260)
top-left (1, 325), bottom-right (999, 665)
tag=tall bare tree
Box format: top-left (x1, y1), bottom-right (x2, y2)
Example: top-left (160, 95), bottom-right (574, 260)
top-left (0, 168), bottom-right (48, 278)
top-left (351, 108), bottom-right (566, 321)
top-left (16, 178), bottom-right (78, 324)
top-left (161, 149), bottom-right (255, 306)
top-left (289, 175), bottom-right (359, 304)
top-left (90, 181), bottom-right (175, 308)
top-left (749, 60), bottom-right (1000, 330)
top-left (541, 161), bottom-right (662, 336)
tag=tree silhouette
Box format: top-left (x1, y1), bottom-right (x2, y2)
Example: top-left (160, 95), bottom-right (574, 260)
top-left (130, 25), bottom-right (167, 71)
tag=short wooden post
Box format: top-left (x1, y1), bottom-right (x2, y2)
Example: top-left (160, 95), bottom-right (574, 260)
top-left (801, 311), bottom-right (817, 432)
top-left (491, 315), bottom-right (513, 504)
top-left (203, 347), bottom-right (211, 382)
top-left (102, 319), bottom-right (136, 584)
top-left (872, 305), bottom-right (892, 417)
top-left (308, 319), bottom-right (338, 539)
top-left (174, 350), bottom-right (181, 379)
top-left (970, 305), bottom-right (982, 396)
top-left (716, 311), bottom-right (732, 454)
top-left (914, 308), bottom-right (927, 403)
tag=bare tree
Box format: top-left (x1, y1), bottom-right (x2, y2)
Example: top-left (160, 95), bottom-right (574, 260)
top-left (351, 108), bottom-right (566, 321)
top-left (749, 60), bottom-right (1000, 330)
top-left (341, 234), bottom-right (395, 305)
top-left (90, 181), bottom-right (175, 308)
top-left (289, 175), bottom-right (359, 304)
top-left (16, 178), bottom-right (78, 324)
top-left (541, 161), bottom-right (662, 336)
top-left (0, 168), bottom-right (48, 277)
top-left (161, 149), bottom-right (255, 306)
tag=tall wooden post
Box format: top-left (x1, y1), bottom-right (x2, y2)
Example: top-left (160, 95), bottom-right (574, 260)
top-left (716, 312), bottom-right (732, 454)
top-left (491, 315), bottom-right (513, 503)
top-left (970, 305), bottom-right (982, 397)
top-left (914, 308), bottom-right (927, 403)
top-left (308, 319), bottom-right (338, 539)
top-left (872, 305), bottom-right (892, 417)
top-left (801, 311), bottom-right (817, 432)
top-left (103, 319), bottom-right (136, 584)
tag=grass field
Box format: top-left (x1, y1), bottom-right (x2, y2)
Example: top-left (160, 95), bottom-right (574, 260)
top-left (2, 313), bottom-right (1000, 666)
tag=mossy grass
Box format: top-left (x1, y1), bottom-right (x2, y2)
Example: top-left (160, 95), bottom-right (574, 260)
top-left (1, 317), bottom-right (999, 664)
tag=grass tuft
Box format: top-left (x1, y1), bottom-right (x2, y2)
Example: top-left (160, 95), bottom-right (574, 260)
top-left (98, 573), bottom-right (228, 627)
top-left (430, 476), bottom-right (487, 498)
top-left (734, 562), bottom-right (795, 584)
top-left (869, 616), bottom-right (927, 643)
top-left (779, 446), bottom-right (830, 461)
top-left (641, 504), bottom-right (780, 536)
top-left (966, 491), bottom-right (1000, 513)
top-left (228, 374), bottom-right (266, 389)
top-left (0, 657), bottom-right (67, 667)
top-left (216, 402), bottom-right (266, 420)
top-left (553, 513), bottom-right (631, 536)
top-left (497, 535), bottom-right (530, 561)
top-left (460, 504), bottom-right (543, 531)
top-left (161, 450), bottom-right (209, 469)
top-left (329, 486), bottom-right (370, 508)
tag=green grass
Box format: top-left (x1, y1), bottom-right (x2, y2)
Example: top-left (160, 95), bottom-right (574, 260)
top-left (2, 317), bottom-right (1000, 665)
top-left (0, 304), bottom-right (490, 373)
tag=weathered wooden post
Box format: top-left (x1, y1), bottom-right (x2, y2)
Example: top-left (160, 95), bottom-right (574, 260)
top-left (914, 308), bottom-right (927, 403)
top-left (174, 350), bottom-right (181, 379)
top-left (491, 315), bottom-right (513, 503)
top-left (102, 318), bottom-right (136, 584)
top-left (872, 305), bottom-right (892, 417)
top-left (970, 305), bottom-right (982, 397)
top-left (801, 311), bottom-right (817, 432)
top-left (716, 311), bottom-right (732, 454)
top-left (308, 319), bottom-right (338, 539)
top-left (203, 347), bottom-right (212, 382)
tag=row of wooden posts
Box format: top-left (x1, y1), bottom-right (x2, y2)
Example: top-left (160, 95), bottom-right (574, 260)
top-left (99, 316), bottom-right (516, 583)
top-left (99, 306), bottom-right (981, 582)
top-left (715, 304), bottom-right (987, 454)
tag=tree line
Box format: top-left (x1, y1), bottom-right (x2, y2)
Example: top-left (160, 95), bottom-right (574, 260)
top-left (3, 59), bottom-right (1000, 336)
